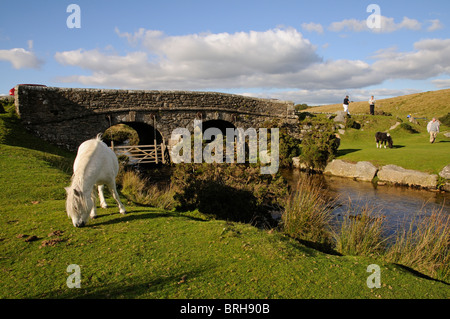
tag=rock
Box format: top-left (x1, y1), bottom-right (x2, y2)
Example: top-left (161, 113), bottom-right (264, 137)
top-left (444, 132), bottom-right (450, 138)
top-left (333, 111), bottom-right (347, 123)
top-left (292, 157), bottom-right (310, 170)
top-left (324, 160), bottom-right (378, 182)
top-left (439, 164), bottom-right (450, 179)
top-left (377, 165), bottom-right (438, 189)
top-left (442, 182), bottom-right (450, 192)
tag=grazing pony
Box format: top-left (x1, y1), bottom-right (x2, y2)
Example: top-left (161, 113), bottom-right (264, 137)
top-left (65, 135), bottom-right (126, 227)
top-left (375, 132), bottom-right (393, 149)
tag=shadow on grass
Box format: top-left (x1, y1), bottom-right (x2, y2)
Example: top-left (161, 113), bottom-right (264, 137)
top-left (336, 149), bottom-right (361, 156)
top-left (88, 208), bottom-right (207, 227)
top-left (394, 264), bottom-right (449, 286)
top-left (39, 267), bottom-right (212, 299)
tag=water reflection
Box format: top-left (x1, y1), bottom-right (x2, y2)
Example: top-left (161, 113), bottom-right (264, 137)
top-left (281, 169), bottom-right (450, 236)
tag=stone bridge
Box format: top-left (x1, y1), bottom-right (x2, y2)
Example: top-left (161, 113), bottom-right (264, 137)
top-left (15, 85), bottom-right (297, 152)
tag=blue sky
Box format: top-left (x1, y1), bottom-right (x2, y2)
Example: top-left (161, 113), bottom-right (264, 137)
top-left (1, 0), bottom-right (450, 104)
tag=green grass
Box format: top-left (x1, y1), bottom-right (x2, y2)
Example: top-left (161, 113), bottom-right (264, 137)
top-left (1, 103), bottom-right (449, 299)
top-left (335, 114), bottom-right (450, 174)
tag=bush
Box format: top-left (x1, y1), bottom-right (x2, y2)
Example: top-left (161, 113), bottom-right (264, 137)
top-left (262, 119), bottom-right (301, 168)
top-left (345, 118), bottom-right (361, 129)
top-left (439, 113), bottom-right (450, 127)
top-left (171, 163), bottom-right (288, 225)
top-left (294, 103), bottom-right (309, 111)
top-left (399, 122), bottom-right (419, 133)
top-left (300, 121), bottom-right (339, 171)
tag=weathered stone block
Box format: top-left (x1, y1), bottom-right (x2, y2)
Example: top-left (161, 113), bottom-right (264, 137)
top-left (377, 165), bottom-right (437, 189)
top-left (324, 159), bottom-right (378, 182)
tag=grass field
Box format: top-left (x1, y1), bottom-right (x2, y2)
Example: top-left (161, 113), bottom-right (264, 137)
top-left (1, 102), bottom-right (449, 299)
top-left (335, 114), bottom-right (450, 174)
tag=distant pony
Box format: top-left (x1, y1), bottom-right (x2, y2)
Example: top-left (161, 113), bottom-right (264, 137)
top-left (375, 132), bottom-right (393, 149)
top-left (65, 134), bottom-right (126, 227)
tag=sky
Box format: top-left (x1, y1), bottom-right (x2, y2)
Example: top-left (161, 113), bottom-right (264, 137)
top-left (1, 0), bottom-right (450, 105)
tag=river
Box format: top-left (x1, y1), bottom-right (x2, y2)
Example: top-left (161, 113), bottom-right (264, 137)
top-left (281, 169), bottom-right (450, 237)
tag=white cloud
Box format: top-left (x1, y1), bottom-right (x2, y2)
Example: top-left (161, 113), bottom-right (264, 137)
top-left (427, 19), bottom-right (444, 32)
top-left (329, 19), bottom-right (367, 32)
top-left (328, 16), bottom-right (422, 33)
top-left (372, 39), bottom-right (450, 79)
top-left (432, 79), bottom-right (450, 88)
top-left (0, 47), bottom-right (43, 69)
top-left (56, 28), bottom-right (322, 89)
top-left (301, 22), bottom-right (324, 34)
top-left (54, 27), bottom-right (450, 99)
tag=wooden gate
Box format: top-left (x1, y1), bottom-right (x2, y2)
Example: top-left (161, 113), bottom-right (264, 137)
top-left (112, 142), bottom-right (168, 164)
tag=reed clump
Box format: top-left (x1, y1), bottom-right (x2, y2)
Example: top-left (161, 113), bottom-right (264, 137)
top-left (281, 176), bottom-right (335, 252)
top-left (384, 209), bottom-right (449, 282)
top-left (334, 203), bottom-right (387, 257)
top-left (120, 170), bottom-right (176, 210)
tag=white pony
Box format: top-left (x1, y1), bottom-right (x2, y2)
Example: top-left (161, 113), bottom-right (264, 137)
top-left (65, 134), bottom-right (126, 227)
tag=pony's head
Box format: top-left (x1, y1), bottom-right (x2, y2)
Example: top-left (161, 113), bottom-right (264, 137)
top-left (65, 186), bottom-right (93, 227)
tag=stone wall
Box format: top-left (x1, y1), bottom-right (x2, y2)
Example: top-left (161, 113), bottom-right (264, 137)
top-left (15, 85), bottom-right (296, 151)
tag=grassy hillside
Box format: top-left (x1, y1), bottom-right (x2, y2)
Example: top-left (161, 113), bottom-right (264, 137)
top-left (302, 89), bottom-right (450, 175)
top-left (0, 102), bottom-right (449, 300)
top-left (306, 89), bottom-right (450, 119)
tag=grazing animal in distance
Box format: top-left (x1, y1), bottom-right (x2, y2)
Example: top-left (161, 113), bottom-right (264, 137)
top-left (65, 134), bottom-right (126, 227)
top-left (375, 132), bottom-right (393, 149)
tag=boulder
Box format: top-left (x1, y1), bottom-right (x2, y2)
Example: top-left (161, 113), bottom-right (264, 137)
top-left (377, 165), bottom-right (438, 189)
top-left (333, 111), bottom-right (347, 123)
top-left (324, 160), bottom-right (378, 182)
top-left (439, 164), bottom-right (450, 180)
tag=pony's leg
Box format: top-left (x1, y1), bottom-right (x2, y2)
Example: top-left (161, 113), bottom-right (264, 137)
top-left (108, 181), bottom-right (126, 214)
top-left (97, 185), bottom-right (108, 209)
top-left (90, 189), bottom-right (97, 219)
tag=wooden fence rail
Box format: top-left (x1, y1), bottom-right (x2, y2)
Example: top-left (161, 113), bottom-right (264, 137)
top-left (111, 142), bottom-right (167, 164)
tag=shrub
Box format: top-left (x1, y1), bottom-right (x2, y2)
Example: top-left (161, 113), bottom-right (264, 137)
top-left (262, 119), bottom-right (301, 168)
top-left (295, 103), bottom-right (309, 111)
top-left (300, 125), bottom-right (339, 171)
top-left (399, 122), bottom-right (419, 133)
top-left (171, 163), bottom-right (288, 225)
top-left (345, 118), bottom-right (361, 129)
top-left (103, 124), bottom-right (139, 146)
top-left (438, 113), bottom-right (450, 127)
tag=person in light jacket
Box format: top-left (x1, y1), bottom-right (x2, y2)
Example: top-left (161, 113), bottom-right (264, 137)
top-left (427, 117), bottom-right (440, 143)
top-left (369, 96), bottom-right (375, 115)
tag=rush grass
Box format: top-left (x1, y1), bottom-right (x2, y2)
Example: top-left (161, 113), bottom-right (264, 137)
top-left (1, 103), bottom-right (449, 299)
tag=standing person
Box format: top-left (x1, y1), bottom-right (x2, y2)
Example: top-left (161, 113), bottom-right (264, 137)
top-left (369, 95), bottom-right (375, 115)
top-left (427, 117), bottom-right (440, 143)
top-left (343, 95), bottom-right (350, 115)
